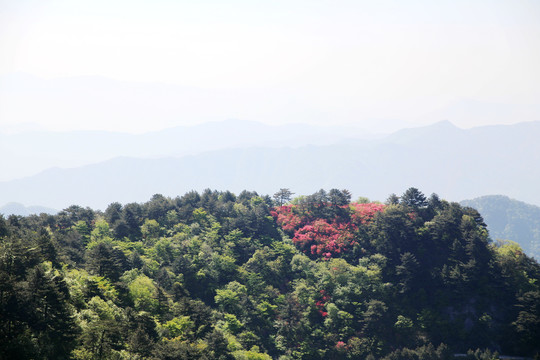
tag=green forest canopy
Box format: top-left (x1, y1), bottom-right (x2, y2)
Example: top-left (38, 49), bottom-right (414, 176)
top-left (1, 188), bottom-right (539, 359)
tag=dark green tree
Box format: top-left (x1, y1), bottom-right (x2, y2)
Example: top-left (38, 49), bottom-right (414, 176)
top-left (86, 242), bottom-right (127, 281)
top-left (273, 188), bottom-right (294, 206)
top-left (401, 187), bottom-right (428, 209)
top-left (513, 290), bottom-right (540, 356)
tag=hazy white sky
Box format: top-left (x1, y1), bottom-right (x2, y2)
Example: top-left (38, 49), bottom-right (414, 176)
top-left (1, 0), bottom-right (540, 132)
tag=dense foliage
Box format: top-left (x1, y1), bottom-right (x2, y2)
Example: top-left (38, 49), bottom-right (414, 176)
top-left (1, 188), bottom-right (539, 359)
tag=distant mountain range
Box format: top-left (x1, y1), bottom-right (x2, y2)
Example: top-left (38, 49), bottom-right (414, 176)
top-left (0, 202), bottom-right (58, 217)
top-left (461, 195), bottom-right (540, 260)
top-left (1, 120), bottom-right (539, 211)
top-left (0, 119), bottom-right (376, 181)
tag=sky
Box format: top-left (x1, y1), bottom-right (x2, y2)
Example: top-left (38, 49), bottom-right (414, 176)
top-left (1, 0), bottom-right (540, 133)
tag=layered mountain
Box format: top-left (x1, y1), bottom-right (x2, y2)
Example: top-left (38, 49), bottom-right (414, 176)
top-left (1, 120), bottom-right (539, 210)
top-left (0, 119), bottom-right (374, 181)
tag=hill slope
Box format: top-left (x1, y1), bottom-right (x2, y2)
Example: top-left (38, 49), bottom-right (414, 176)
top-left (461, 195), bottom-right (540, 259)
top-left (1, 188), bottom-right (539, 358)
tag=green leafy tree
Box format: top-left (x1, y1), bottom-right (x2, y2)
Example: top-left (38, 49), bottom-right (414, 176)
top-left (128, 274), bottom-right (159, 313)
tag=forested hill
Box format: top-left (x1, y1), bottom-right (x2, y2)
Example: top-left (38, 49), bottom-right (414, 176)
top-left (461, 195), bottom-right (540, 260)
top-left (1, 188), bottom-right (539, 359)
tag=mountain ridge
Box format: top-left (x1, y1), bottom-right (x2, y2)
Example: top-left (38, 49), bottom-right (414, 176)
top-left (2, 120), bottom-right (539, 210)
top-left (0, 119), bottom-right (378, 182)
top-left (0, 202), bottom-right (58, 216)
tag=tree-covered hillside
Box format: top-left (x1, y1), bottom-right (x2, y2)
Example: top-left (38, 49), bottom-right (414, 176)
top-left (461, 195), bottom-right (540, 260)
top-left (1, 188), bottom-right (539, 359)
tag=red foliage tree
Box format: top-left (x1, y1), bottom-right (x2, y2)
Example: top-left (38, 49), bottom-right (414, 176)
top-left (271, 201), bottom-right (386, 259)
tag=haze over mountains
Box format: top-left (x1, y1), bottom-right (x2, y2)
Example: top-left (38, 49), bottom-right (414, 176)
top-left (0, 202), bottom-right (57, 217)
top-left (1, 120), bottom-right (539, 211)
top-left (0, 73), bottom-right (418, 137)
top-left (0, 118), bottom-right (376, 181)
